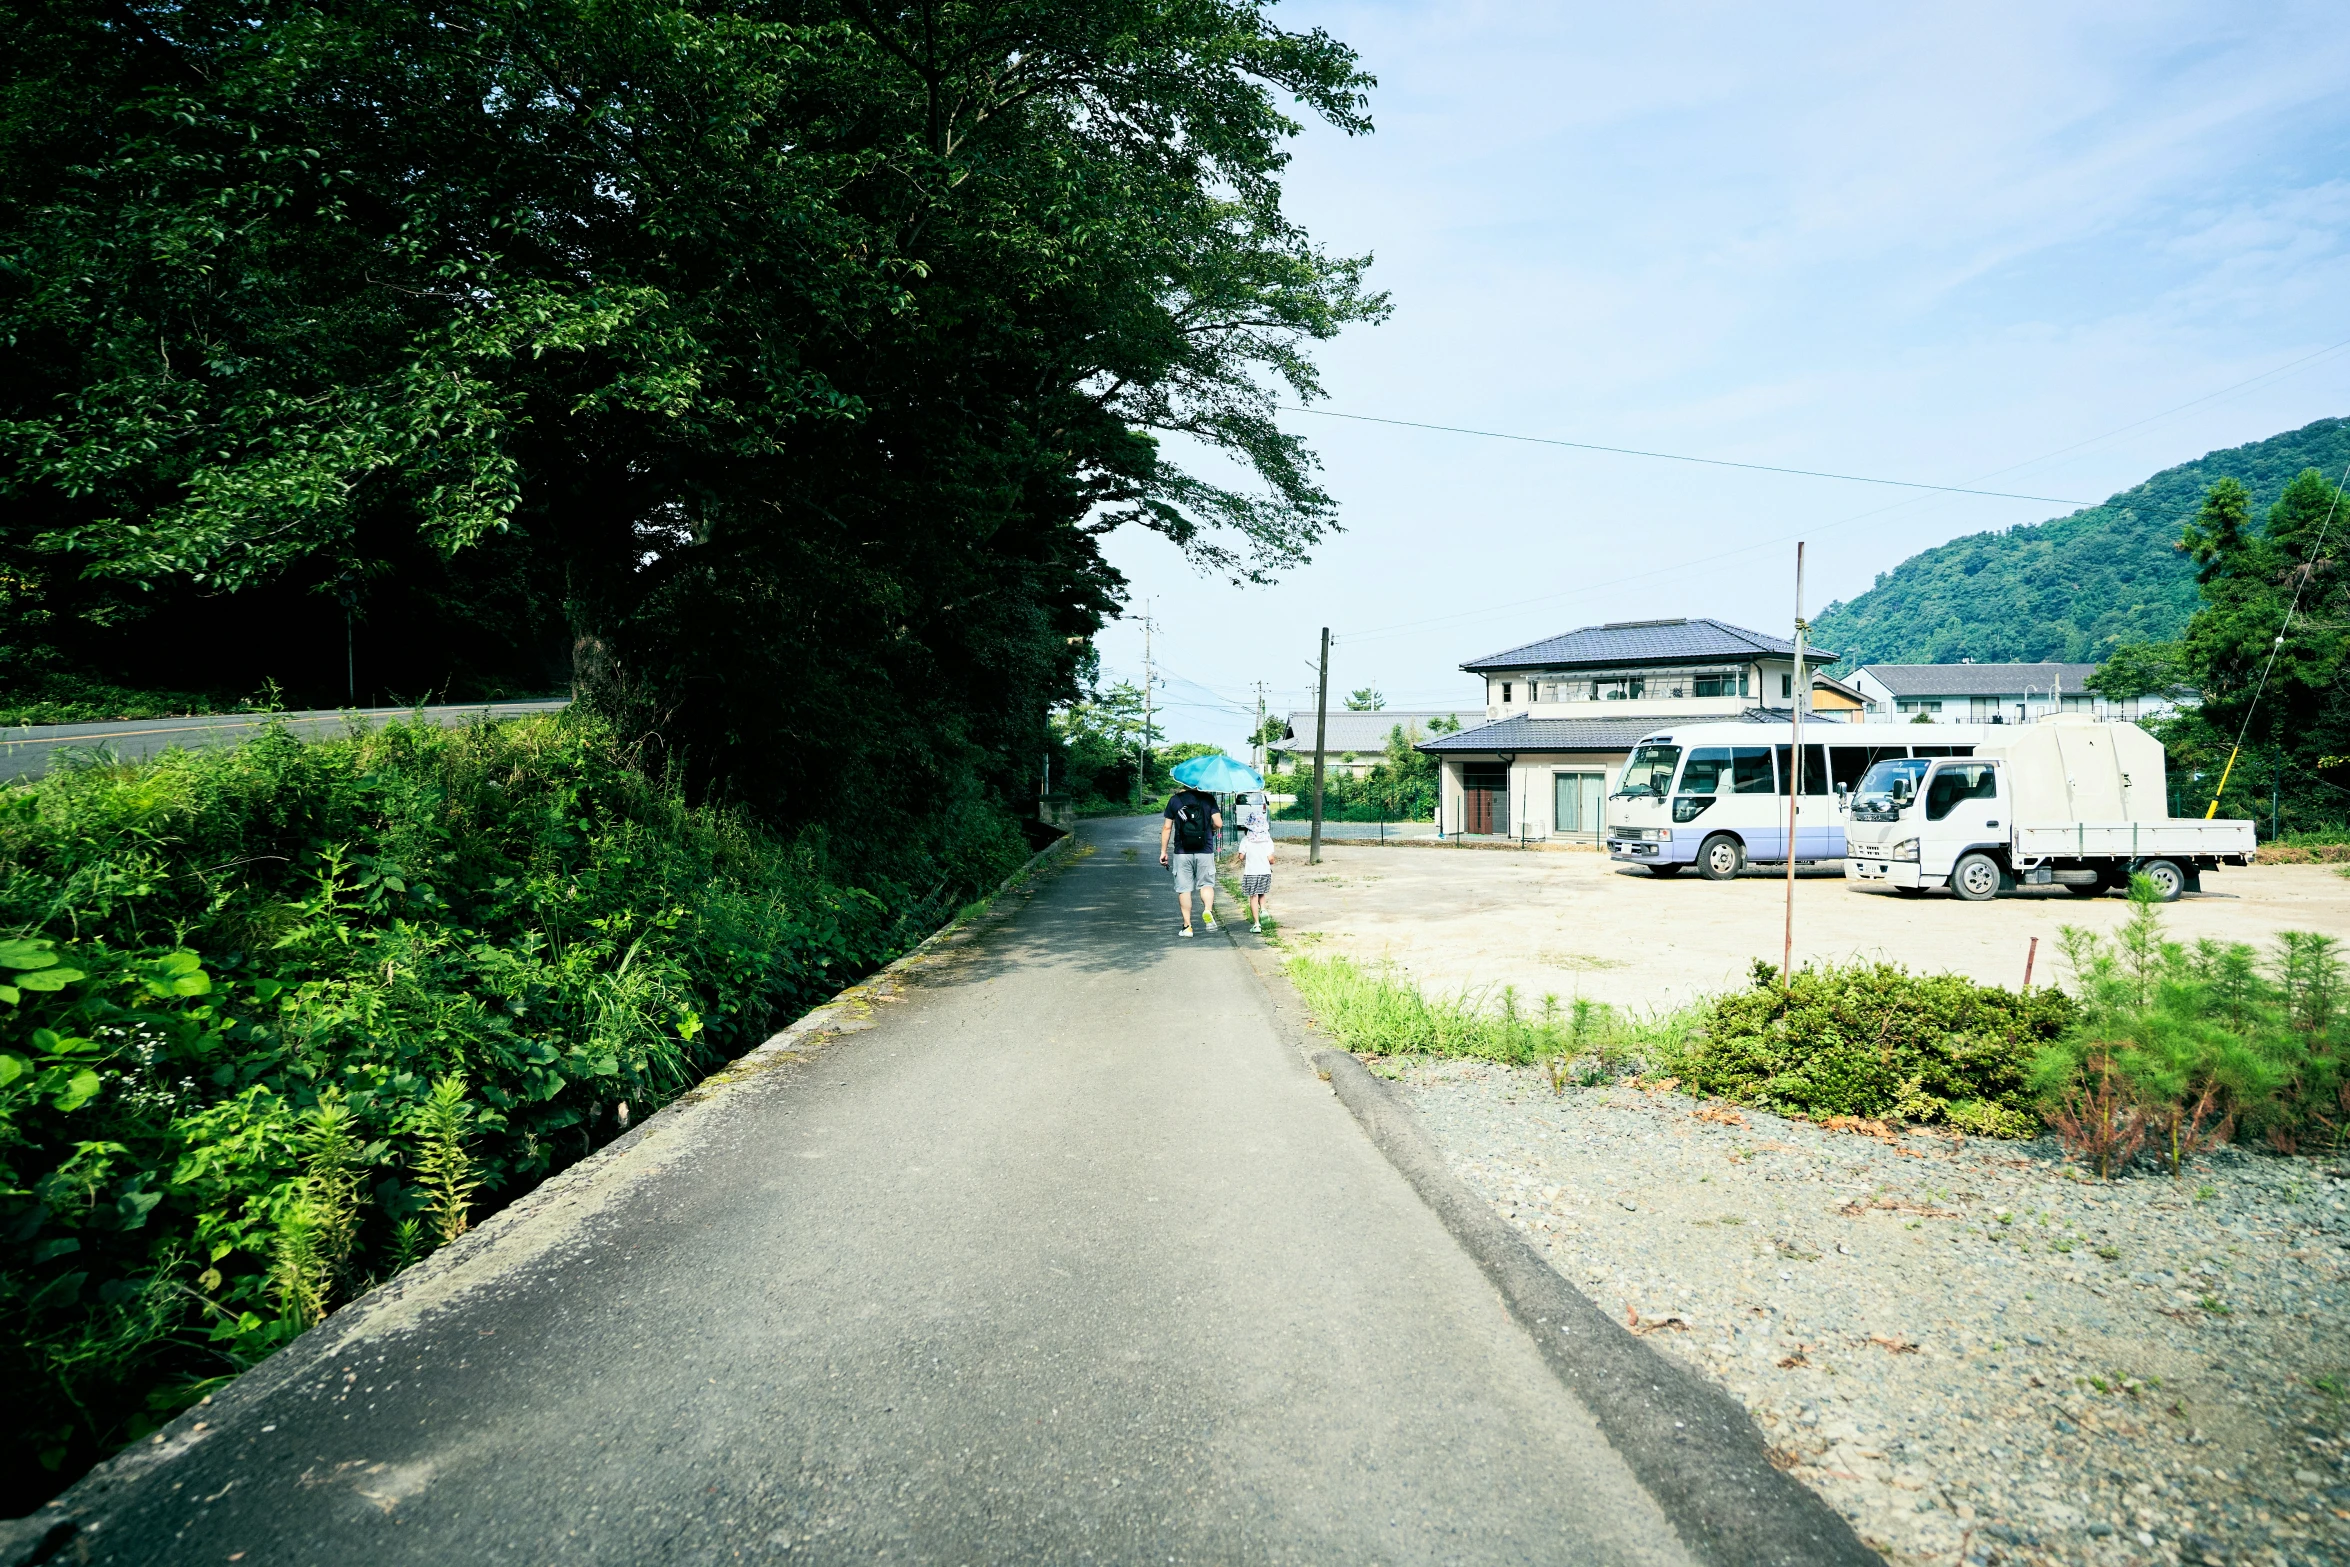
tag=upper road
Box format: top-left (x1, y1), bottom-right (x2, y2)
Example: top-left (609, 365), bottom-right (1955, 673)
top-left (37, 818), bottom-right (1699, 1565)
top-left (0, 700), bottom-right (570, 782)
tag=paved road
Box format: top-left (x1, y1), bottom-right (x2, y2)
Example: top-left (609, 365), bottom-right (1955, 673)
top-left (47, 819), bottom-right (1697, 1565)
top-left (0, 701), bottom-right (570, 782)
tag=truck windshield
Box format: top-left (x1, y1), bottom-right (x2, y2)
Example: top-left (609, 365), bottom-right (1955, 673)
top-left (1614, 743), bottom-right (1680, 798)
top-left (1853, 757), bottom-right (1929, 822)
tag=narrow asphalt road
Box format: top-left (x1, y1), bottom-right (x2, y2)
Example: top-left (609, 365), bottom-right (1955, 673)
top-left (48, 818), bottom-right (1698, 1566)
top-left (0, 700), bottom-right (569, 781)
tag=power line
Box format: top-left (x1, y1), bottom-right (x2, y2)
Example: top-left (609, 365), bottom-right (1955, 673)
top-left (1277, 406), bottom-right (2093, 505)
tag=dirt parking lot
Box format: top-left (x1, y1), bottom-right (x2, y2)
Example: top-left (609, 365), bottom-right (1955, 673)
top-left (1264, 845), bottom-right (2350, 1010)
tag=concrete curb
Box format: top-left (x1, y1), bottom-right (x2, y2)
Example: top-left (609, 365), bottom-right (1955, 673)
top-left (0, 831), bottom-right (1080, 1566)
top-left (1221, 932), bottom-right (1877, 1567)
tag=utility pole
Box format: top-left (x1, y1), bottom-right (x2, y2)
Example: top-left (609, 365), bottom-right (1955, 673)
top-left (1251, 681), bottom-right (1269, 774)
top-left (1134, 600), bottom-right (1157, 809)
top-left (1310, 628), bottom-right (1331, 866)
top-left (1783, 542), bottom-right (1807, 990)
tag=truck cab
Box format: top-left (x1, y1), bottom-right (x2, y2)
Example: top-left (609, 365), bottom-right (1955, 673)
top-left (1844, 757), bottom-right (2010, 899)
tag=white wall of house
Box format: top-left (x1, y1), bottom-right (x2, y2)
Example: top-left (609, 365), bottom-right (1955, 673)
top-left (1439, 754), bottom-right (1631, 838)
top-left (1480, 658), bottom-right (1806, 722)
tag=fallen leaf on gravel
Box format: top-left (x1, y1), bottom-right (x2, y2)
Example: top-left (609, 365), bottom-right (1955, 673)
top-left (1776, 1350), bottom-right (1811, 1369)
top-left (1867, 1335), bottom-right (1920, 1354)
top-left (1693, 1105), bottom-right (1748, 1126)
top-left (1626, 1310), bottom-right (1690, 1335)
top-left (1839, 1197), bottom-right (1958, 1219)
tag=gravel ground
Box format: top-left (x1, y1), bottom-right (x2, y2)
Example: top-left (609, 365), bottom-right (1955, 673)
top-left (1388, 1059), bottom-right (2350, 1567)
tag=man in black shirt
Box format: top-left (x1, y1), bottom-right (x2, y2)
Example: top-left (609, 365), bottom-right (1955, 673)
top-left (1158, 786), bottom-right (1224, 937)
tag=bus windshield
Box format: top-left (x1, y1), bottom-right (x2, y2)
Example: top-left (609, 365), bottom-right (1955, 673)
top-left (1853, 757), bottom-right (1929, 822)
top-left (1614, 743), bottom-right (1680, 799)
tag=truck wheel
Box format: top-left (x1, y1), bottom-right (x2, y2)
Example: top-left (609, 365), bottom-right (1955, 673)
top-left (1648, 863), bottom-right (1684, 878)
top-left (2137, 858), bottom-right (2187, 902)
top-left (1951, 852), bottom-right (2003, 902)
top-left (1696, 834), bottom-right (1744, 881)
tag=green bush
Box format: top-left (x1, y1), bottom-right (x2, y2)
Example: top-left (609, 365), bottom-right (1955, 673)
top-left (1671, 961), bottom-right (2075, 1130)
top-left (2033, 879), bottom-right (2345, 1171)
top-left (0, 713), bottom-right (1025, 1510)
top-left (0, 674), bottom-right (249, 727)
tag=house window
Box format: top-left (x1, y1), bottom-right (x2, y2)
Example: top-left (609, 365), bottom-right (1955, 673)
top-left (1781, 673), bottom-right (1793, 698)
top-left (1597, 678), bottom-right (1644, 701)
top-left (1897, 700), bottom-right (1943, 714)
top-left (1501, 682), bottom-right (1513, 703)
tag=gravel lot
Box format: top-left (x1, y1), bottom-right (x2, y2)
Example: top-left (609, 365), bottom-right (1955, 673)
top-left (1266, 845), bottom-right (2350, 1012)
top-left (1388, 1059), bottom-right (2350, 1567)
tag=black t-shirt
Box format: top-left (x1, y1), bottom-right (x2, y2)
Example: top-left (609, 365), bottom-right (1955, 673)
top-left (1163, 789), bottom-right (1217, 853)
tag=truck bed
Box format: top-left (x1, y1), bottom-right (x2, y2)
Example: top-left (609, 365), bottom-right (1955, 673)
top-left (2012, 819), bottom-right (2257, 859)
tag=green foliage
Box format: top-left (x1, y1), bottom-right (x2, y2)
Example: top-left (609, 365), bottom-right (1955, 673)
top-left (1268, 719), bottom-right (1444, 820)
top-left (1812, 417), bottom-right (2350, 666)
top-left (1285, 954), bottom-right (1697, 1070)
top-left (2034, 878), bottom-right (2346, 1174)
top-left (0, 713), bottom-right (1021, 1510)
top-left (0, 0), bottom-right (1383, 823)
top-left (0, 675), bottom-right (253, 728)
top-left (1672, 963), bottom-right (2075, 1130)
top-left (1344, 687), bottom-right (1385, 711)
top-left (2149, 466), bottom-right (2350, 832)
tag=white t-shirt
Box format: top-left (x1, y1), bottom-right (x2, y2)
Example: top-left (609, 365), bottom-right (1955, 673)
top-left (1241, 839), bottom-right (1275, 877)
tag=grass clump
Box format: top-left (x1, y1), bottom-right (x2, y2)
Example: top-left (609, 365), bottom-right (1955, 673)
top-left (0, 711), bottom-right (1026, 1510)
top-left (1284, 954), bottom-right (1693, 1072)
top-left (1669, 960), bottom-right (2073, 1133)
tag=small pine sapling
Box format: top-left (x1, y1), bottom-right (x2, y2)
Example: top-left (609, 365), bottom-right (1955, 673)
top-left (413, 1075), bottom-right (480, 1245)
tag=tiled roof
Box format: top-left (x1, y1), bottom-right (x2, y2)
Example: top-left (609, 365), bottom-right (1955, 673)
top-left (1857, 663), bottom-right (2100, 698)
top-left (1268, 710), bottom-right (1475, 755)
top-left (1414, 715), bottom-right (1667, 754)
top-left (1462, 617), bottom-right (1835, 672)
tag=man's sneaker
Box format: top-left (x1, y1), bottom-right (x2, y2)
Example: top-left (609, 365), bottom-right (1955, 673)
top-left (1203, 914), bottom-right (1218, 932)
top-left (1179, 925), bottom-right (1195, 938)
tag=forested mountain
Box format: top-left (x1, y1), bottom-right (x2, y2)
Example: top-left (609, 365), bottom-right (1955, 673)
top-left (1811, 416), bottom-right (2350, 667)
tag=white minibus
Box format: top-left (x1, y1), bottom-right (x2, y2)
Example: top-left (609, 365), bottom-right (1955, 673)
top-left (1603, 720), bottom-right (1994, 879)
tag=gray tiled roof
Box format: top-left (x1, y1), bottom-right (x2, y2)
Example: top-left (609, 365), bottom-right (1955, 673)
top-left (1462, 617), bottom-right (1835, 673)
top-left (1858, 663), bottom-right (2100, 698)
top-left (1268, 710), bottom-right (1475, 755)
top-left (1414, 715), bottom-right (1666, 754)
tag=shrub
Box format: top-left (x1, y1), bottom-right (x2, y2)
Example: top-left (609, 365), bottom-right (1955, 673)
top-left (2033, 877), bottom-right (2345, 1174)
top-left (0, 712), bottom-right (1025, 1510)
top-left (1670, 961), bottom-right (2074, 1130)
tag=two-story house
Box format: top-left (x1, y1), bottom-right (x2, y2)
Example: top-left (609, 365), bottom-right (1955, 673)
top-left (1846, 662), bottom-right (2187, 725)
top-left (1417, 618), bottom-right (1854, 838)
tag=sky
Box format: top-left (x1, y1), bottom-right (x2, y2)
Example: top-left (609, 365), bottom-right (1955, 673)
top-left (1090, 1), bottom-right (2350, 754)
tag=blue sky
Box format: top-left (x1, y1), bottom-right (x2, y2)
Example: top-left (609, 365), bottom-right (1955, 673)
top-left (1090, 1), bottom-right (2350, 753)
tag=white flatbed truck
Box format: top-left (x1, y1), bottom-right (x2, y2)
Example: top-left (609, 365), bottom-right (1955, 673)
top-left (1842, 717), bottom-right (2255, 901)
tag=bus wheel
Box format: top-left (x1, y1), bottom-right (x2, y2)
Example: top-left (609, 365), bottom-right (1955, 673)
top-left (1648, 863), bottom-right (1684, 877)
top-left (1951, 852), bottom-right (2003, 902)
top-left (2137, 859), bottom-right (2187, 902)
top-left (1697, 835), bottom-right (1744, 881)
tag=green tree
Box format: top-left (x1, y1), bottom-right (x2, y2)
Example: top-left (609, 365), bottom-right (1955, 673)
top-left (0, 0), bottom-right (1385, 836)
top-left (1344, 686), bottom-right (1386, 710)
top-left (2158, 469), bottom-right (2350, 830)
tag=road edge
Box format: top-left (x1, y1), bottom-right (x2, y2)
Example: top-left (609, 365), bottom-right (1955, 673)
top-left (0, 830), bottom-right (1080, 1567)
top-left (1223, 930), bottom-right (1880, 1567)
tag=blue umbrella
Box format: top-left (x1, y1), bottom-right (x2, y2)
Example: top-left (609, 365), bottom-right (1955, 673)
top-left (1169, 754), bottom-right (1264, 792)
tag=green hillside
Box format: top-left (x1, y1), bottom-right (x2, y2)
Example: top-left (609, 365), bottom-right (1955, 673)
top-left (1812, 416), bottom-right (2350, 667)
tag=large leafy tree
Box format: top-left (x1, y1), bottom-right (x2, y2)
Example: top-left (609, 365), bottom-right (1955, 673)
top-left (1, 0), bottom-right (1383, 828)
top-left (2105, 469), bottom-right (2350, 827)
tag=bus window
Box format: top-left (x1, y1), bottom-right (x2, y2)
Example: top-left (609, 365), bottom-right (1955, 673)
top-left (1909, 744), bottom-right (1977, 758)
top-left (1615, 743), bottom-right (1681, 799)
top-left (1829, 745), bottom-right (1903, 793)
top-left (1774, 744), bottom-right (1829, 795)
top-left (1678, 747), bottom-right (1730, 794)
top-left (1731, 746), bottom-right (1774, 793)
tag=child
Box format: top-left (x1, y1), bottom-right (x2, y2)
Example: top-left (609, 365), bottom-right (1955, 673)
top-left (1239, 797), bottom-right (1275, 932)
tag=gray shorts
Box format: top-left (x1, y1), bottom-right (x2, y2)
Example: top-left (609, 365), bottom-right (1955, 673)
top-left (1169, 852), bottom-right (1216, 892)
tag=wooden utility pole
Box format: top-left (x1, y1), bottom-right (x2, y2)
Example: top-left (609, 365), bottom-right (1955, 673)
top-left (1783, 542), bottom-right (1807, 988)
top-left (1133, 600), bottom-right (1157, 809)
top-left (1310, 628), bottom-right (1331, 866)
